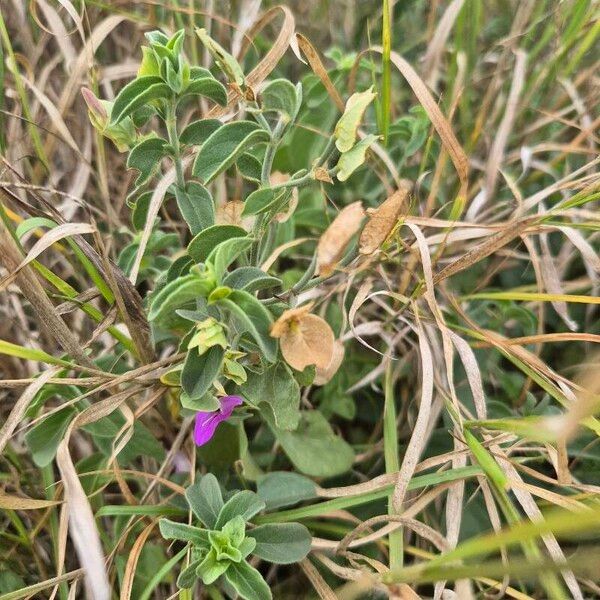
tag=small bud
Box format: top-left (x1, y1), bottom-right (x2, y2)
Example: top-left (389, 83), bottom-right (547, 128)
top-left (188, 317), bottom-right (228, 355)
top-left (81, 87), bottom-right (108, 129)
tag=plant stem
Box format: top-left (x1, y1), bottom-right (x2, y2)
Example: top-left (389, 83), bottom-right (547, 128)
top-left (261, 117), bottom-right (287, 185)
top-left (165, 101), bottom-right (186, 189)
top-left (383, 360), bottom-right (403, 570)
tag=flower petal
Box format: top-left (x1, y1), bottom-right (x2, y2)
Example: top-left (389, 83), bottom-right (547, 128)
top-left (219, 395), bottom-right (243, 416)
top-left (193, 411), bottom-right (222, 446)
top-left (193, 396), bottom-right (243, 447)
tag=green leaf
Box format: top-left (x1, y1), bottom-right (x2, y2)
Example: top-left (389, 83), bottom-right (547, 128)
top-left (127, 136), bottom-right (168, 185)
top-left (181, 76), bottom-right (227, 106)
top-left (215, 491), bottom-right (266, 529)
top-left (0, 339), bottom-right (71, 367)
top-left (181, 345), bottom-right (224, 399)
top-left (175, 182), bottom-right (215, 235)
top-left (207, 237), bottom-right (253, 282)
top-left (196, 28), bottom-right (245, 86)
top-left (188, 225), bottom-right (248, 263)
top-left (336, 134), bottom-right (378, 182)
top-left (176, 559), bottom-right (201, 589)
top-left (217, 290), bottom-right (277, 363)
top-left (158, 519), bottom-right (210, 546)
top-left (148, 274), bottom-right (212, 323)
top-left (111, 76), bottom-right (171, 124)
top-left (138, 46), bottom-right (160, 78)
top-left (197, 548), bottom-right (230, 585)
top-left (240, 363), bottom-right (300, 431)
top-left (256, 472), bottom-right (317, 510)
top-left (25, 408), bottom-right (76, 467)
top-left (185, 474), bottom-right (224, 529)
top-left (270, 411), bottom-right (354, 478)
top-left (180, 391), bottom-right (220, 412)
top-left (333, 86), bottom-right (376, 152)
top-left (222, 267), bottom-right (281, 293)
top-left (224, 560), bottom-right (272, 600)
top-left (131, 191), bottom-right (152, 231)
top-left (237, 153), bottom-right (262, 183)
top-left (242, 187), bottom-right (290, 217)
top-left (248, 523), bottom-right (311, 564)
top-left (260, 79), bottom-right (301, 120)
top-left (192, 121), bottom-right (269, 184)
top-left (179, 119), bottom-right (221, 146)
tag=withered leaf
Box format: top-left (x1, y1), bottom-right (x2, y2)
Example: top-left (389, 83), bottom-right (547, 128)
top-left (314, 339), bottom-right (345, 385)
top-left (359, 186), bottom-right (410, 255)
top-left (316, 201), bottom-right (365, 276)
top-left (270, 304), bottom-right (335, 372)
top-left (216, 200), bottom-right (254, 230)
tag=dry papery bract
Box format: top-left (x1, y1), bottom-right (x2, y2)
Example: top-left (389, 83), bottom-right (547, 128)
top-left (316, 201), bottom-right (365, 276)
top-left (270, 303), bottom-right (335, 373)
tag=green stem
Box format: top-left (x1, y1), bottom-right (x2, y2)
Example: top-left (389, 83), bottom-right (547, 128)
top-left (261, 117), bottom-right (286, 186)
top-left (384, 361), bottom-right (403, 569)
top-left (165, 101), bottom-right (186, 189)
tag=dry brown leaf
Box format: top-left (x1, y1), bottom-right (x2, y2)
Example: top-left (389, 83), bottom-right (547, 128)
top-left (0, 492), bottom-right (61, 510)
top-left (216, 200), bottom-right (255, 230)
top-left (314, 167), bottom-right (333, 183)
top-left (359, 187), bottom-right (409, 255)
top-left (316, 201), bottom-right (365, 277)
top-left (271, 305), bottom-right (334, 372)
top-left (295, 33), bottom-right (345, 111)
top-left (314, 340), bottom-right (345, 385)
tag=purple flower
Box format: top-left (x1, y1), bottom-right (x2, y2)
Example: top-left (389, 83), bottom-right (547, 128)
top-left (193, 395), bottom-right (243, 446)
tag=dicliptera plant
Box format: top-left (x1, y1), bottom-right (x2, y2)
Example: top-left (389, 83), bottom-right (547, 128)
top-left (159, 475), bottom-right (311, 598)
top-left (85, 27), bottom-right (380, 595)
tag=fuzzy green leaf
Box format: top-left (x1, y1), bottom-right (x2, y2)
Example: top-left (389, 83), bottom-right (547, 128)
top-left (242, 187), bottom-right (290, 217)
top-left (215, 491), bottom-right (266, 530)
top-left (192, 121), bottom-right (269, 184)
top-left (111, 76), bottom-right (171, 124)
top-left (224, 560), bottom-right (272, 600)
top-left (256, 472), bottom-right (317, 510)
top-left (181, 76), bottom-right (227, 106)
top-left (260, 79), bottom-right (301, 120)
top-left (158, 519), bottom-right (210, 546)
top-left (270, 411), bottom-right (354, 478)
top-left (188, 225), bottom-right (248, 263)
top-left (222, 267), bottom-right (281, 293)
top-left (185, 475), bottom-right (224, 528)
top-left (147, 274), bottom-right (213, 324)
top-left (179, 119), bottom-right (222, 146)
top-left (217, 290), bottom-right (277, 363)
top-left (239, 363), bottom-right (300, 431)
top-left (207, 236), bottom-right (253, 282)
top-left (248, 523), bottom-right (311, 564)
top-left (175, 182), bottom-right (215, 235)
top-left (126, 136), bottom-right (168, 185)
top-left (181, 345), bottom-right (224, 399)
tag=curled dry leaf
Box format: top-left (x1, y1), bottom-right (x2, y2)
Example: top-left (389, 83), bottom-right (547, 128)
top-left (270, 304), bottom-right (335, 372)
top-left (270, 171), bottom-right (298, 223)
top-left (359, 186), bottom-right (410, 255)
top-left (314, 339), bottom-right (345, 385)
top-left (316, 201), bottom-right (365, 276)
